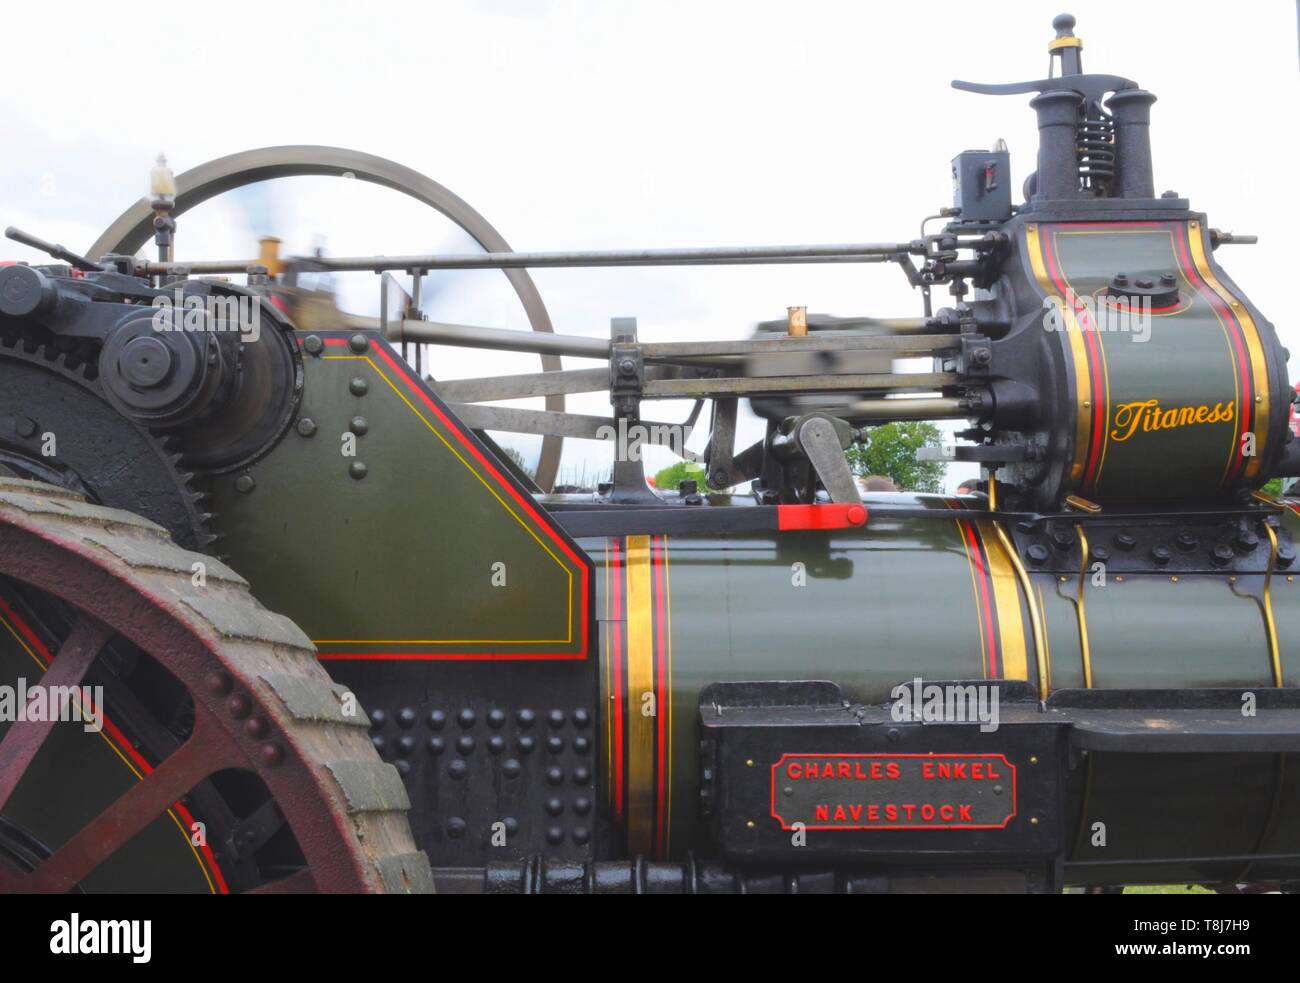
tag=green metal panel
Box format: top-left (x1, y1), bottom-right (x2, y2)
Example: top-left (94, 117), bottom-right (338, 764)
top-left (209, 334), bottom-right (589, 661)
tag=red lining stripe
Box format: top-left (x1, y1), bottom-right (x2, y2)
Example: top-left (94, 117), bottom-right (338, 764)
top-left (610, 538), bottom-right (625, 820)
top-left (652, 535), bottom-right (668, 858)
top-left (311, 337), bottom-right (590, 660)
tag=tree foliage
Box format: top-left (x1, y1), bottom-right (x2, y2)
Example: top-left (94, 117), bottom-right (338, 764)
top-left (653, 460), bottom-right (709, 491)
top-left (844, 421), bottom-right (947, 493)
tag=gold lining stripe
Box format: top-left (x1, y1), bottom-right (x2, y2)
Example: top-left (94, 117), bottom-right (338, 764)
top-left (1026, 224), bottom-right (1092, 487)
top-left (1263, 525), bottom-right (1283, 686)
top-left (1187, 221), bottom-right (1270, 480)
top-left (624, 535), bottom-right (655, 854)
top-left (1074, 524), bottom-right (1094, 688)
top-left (1048, 36), bottom-right (1082, 50)
top-left (977, 520), bottom-right (1029, 682)
top-left (993, 522), bottom-right (1051, 699)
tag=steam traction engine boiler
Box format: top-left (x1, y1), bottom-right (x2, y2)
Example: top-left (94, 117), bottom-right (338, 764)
top-left (1, 15), bottom-right (1299, 893)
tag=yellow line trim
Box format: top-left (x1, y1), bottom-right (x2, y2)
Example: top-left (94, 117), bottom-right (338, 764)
top-left (1026, 224), bottom-right (1092, 487)
top-left (1263, 525), bottom-right (1283, 686)
top-left (992, 523), bottom-right (1051, 699)
top-left (623, 535), bottom-right (655, 854)
top-left (978, 520), bottom-right (1029, 682)
top-left (1187, 221), bottom-right (1270, 480)
top-left (318, 355), bottom-right (575, 646)
top-left (1074, 524), bottom-right (1094, 688)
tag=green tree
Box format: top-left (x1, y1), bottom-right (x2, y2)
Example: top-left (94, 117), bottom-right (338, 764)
top-left (844, 421), bottom-right (947, 493)
top-left (654, 460), bottom-right (709, 491)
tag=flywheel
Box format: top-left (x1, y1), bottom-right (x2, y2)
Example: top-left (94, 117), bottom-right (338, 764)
top-left (0, 477), bottom-right (432, 893)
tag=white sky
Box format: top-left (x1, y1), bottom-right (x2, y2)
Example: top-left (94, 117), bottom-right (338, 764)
top-left (2, 1), bottom-right (1297, 491)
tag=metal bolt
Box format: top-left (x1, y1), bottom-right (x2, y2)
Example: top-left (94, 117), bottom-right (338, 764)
top-left (349, 416), bottom-right (369, 436)
top-left (1150, 544), bottom-right (1171, 565)
top-left (14, 416), bottom-right (36, 439)
top-left (303, 335), bottom-right (324, 355)
top-left (349, 377), bottom-right (369, 397)
top-left (1113, 532), bottom-right (1136, 550)
top-left (234, 474), bottom-right (256, 494)
top-left (296, 417), bottom-right (318, 437)
top-left (349, 461), bottom-right (368, 480)
top-left (348, 333), bottom-right (370, 354)
top-left (1026, 544), bottom-right (1050, 565)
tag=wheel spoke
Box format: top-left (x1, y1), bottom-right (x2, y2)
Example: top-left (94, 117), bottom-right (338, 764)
top-left (0, 615), bottom-right (112, 813)
top-left (24, 722), bottom-right (216, 893)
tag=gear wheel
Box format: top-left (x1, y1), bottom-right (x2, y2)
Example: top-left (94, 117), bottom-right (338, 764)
top-left (0, 334), bottom-right (211, 551)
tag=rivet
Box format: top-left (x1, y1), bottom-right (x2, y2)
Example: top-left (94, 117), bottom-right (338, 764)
top-left (573, 766), bottom-right (591, 785)
top-left (457, 735), bottom-right (476, 755)
top-left (503, 817), bottom-right (519, 836)
top-left (427, 709), bottom-right (446, 730)
top-left (487, 708), bottom-right (507, 729)
top-left (397, 735), bottom-right (415, 756)
top-left (446, 817), bottom-right (467, 838)
top-left (369, 708), bottom-right (387, 730)
top-left (397, 707), bottom-right (417, 729)
top-left (348, 333), bottom-right (370, 354)
top-left (517, 735), bottom-right (536, 754)
top-left (234, 474), bottom-right (256, 494)
top-left (15, 417), bottom-right (36, 439)
top-left (548, 709), bottom-right (566, 728)
top-left (545, 797), bottom-right (564, 816)
top-left (1083, 400), bottom-right (1091, 409)
top-left (746, 759), bottom-right (755, 767)
top-left (349, 377), bottom-right (368, 397)
top-left (746, 820), bottom-right (755, 829)
top-left (205, 672), bottom-right (232, 696)
top-left (572, 708), bottom-right (591, 728)
top-left (371, 735), bottom-right (385, 754)
top-left (296, 417), bottom-right (317, 437)
top-left (260, 743), bottom-right (283, 766)
top-left (502, 758), bottom-right (522, 778)
top-left (394, 759), bottom-right (411, 777)
top-left (427, 736), bottom-right (445, 754)
top-left (545, 766), bottom-right (563, 785)
top-left (227, 693), bottom-right (251, 719)
top-left (517, 708), bottom-right (536, 728)
top-left (573, 736), bottom-right (591, 754)
top-left (349, 415), bottom-right (369, 436)
top-left (1030, 817), bottom-right (1039, 825)
top-left (1030, 756), bottom-right (1039, 765)
top-left (546, 826), bottom-right (564, 845)
top-left (1115, 575), bottom-right (1124, 583)
top-left (448, 759), bottom-right (468, 779)
top-left (303, 335), bottom-right (324, 355)
top-left (245, 716), bottom-right (268, 739)
top-left (547, 735), bottom-right (565, 753)
top-left (458, 708), bottom-right (476, 728)
top-left (573, 796), bottom-right (592, 815)
top-left (487, 734), bottom-right (506, 754)
top-left (572, 827), bottom-right (591, 845)
top-left (1171, 575), bottom-right (1179, 583)
top-left (349, 461), bottom-right (368, 480)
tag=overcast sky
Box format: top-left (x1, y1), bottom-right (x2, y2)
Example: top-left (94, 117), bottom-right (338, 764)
top-left (2, 1), bottom-right (1297, 491)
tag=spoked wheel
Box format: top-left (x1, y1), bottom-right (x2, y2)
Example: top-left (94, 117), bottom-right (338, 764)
top-left (0, 478), bottom-right (431, 893)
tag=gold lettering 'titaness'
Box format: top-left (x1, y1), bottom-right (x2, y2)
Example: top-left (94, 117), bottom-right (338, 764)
top-left (1109, 399), bottom-right (1235, 442)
